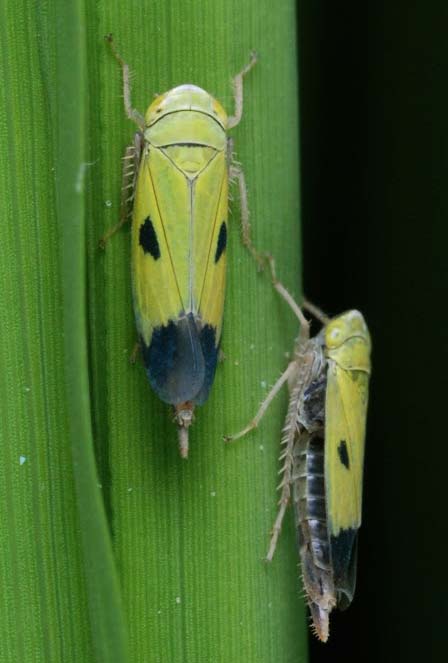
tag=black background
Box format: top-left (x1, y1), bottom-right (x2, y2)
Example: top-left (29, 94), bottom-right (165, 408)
top-left (299, 2), bottom-right (448, 660)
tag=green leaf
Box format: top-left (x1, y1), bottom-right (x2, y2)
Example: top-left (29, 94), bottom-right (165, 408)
top-left (1, 1), bottom-right (127, 661)
top-left (0, 1), bottom-right (305, 661)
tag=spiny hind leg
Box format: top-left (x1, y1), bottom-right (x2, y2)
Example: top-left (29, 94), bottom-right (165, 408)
top-left (266, 480), bottom-right (291, 562)
top-left (105, 34), bottom-right (145, 129)
top-left (266, 340), bottom-right (314, 561)
top-left (224, 361), bottom-right (297, 443)
top-left (228, 51), bottom-right (258, 129)
top-left (99, 135), bottom-right (142, 248)
top-left (265, 402), bottom-right (301, 561)
top-left (119, 133), bottom-right (142, 226)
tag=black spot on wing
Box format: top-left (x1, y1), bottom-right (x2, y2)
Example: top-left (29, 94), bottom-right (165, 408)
top-left (338, 439), bottom-right (350, 469)
top-left (214, 222), bottom-right (227, 263)
top-left (142, 315), bottom-right (205, 404)
top-left (139, 216), bottom-right (160, 259)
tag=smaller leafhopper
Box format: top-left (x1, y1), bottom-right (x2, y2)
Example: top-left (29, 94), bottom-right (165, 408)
top-left (226, 258), bottom-right (372, 642)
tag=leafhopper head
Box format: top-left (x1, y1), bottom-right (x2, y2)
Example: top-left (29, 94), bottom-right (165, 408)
top-left (325, 310), bottom-right (371, 373)
top-left (145, 84), bottom-right (228, 128)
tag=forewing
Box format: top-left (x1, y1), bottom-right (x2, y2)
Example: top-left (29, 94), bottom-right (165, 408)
top-left (193, 150), bottom-right (228, 341)
top-left (131, 147), bottom-right (190, 345)
top-left (132, 148), bottom-right (205, 404)
top-left (324, 361), bottom-right (369, 604)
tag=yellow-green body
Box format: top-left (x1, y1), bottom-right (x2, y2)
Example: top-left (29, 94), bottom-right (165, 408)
top-left (294, 309), bottom-right (371, 641)
top-left (323, 310), bottom-right (371, 538)
top-left (103, 37), bottom-right (256, 457)
top-left (132, 85), bottom-right (230, 409)
top-left (224, 259), bottom-right (372, 640)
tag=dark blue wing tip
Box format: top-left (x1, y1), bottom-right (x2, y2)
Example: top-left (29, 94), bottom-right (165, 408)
top-left (142, 314), bottom-right (219, 406)
top-left (330, 528), bottom-right (358, 609)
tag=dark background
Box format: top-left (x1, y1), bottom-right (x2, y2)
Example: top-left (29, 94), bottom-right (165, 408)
top-left (299, 2), bottom-right (447, 661)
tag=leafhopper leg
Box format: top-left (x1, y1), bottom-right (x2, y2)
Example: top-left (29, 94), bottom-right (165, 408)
top-left (105, 34), bottom-right (145, 130)
top-left (224, 361), bottom-right (296, 443)
top-left (265, 255), bottom-right (310, 341)
top-left (264, 371), bottom-right (308, 563)
top-left (227, 51), bottom-right (261, 267)
top-left (266, 482), bottom-right (291, 562)
top-left (229, 158), bottom-right (264, 269)
top-left (302, 299), bottom-right (330, 326)
top-left (99, 135), bottom-right (142, 248)
top-left (228, 51), bottom-right (258, 129)
top-left (265, 374), bottom-right (306, 562)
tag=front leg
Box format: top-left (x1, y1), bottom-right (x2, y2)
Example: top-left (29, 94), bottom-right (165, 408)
top-left (227, 51), bottom-right (258, 129)
top-left (105, 34), bottom-right (145, 130)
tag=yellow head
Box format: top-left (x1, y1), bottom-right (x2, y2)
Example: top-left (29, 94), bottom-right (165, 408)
top-left (324, 310), bottom-right (371, 373)
top-left (145, 84), bottom-right (228, 128)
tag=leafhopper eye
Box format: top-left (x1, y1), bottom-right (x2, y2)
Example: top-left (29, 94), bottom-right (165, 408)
top-left (328, 327), bottom-right (341, 343)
